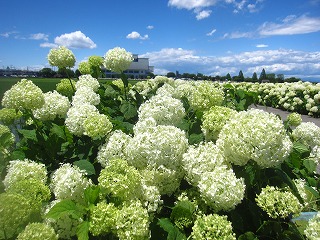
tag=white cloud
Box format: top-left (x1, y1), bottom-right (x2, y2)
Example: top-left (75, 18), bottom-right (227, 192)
top-left (195, 9), bottom-right (212, 20)
top-left (259, 15), bottom-right (320, 36)
top-left (40, 42), bottom-right (58, 48)
top-left (168, 0), bottom-right (218, 10)
top-left (126, 31), bottom-right (149, 40)
top-left (256, 44), bottom-right (268, 48)
top-left (207, 29), bottom-right (217, 36)
top-left (54, 31), bottom-right (97, 49)
top-left (141, 47), bottom-right (320, 80)
top-left (0, 31), bottom-right (18, 38)
top-left (29, 33), bottom-right (49, 41)
top-left (147, 25), bottom-right (154, 30)
top-left (223, 31), bottom-right (253, 39)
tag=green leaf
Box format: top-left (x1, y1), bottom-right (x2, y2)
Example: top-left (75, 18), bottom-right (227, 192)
top-left (238, 232), bottom-right (259, 240)
top-left (10, 150), bottom-right (25, 160)
top-left (73, 160), bottom-right (95, 176)
top-left (76, 221), bottom-right (90, 240)
top-left (157, 218), bottom-right (186, 240)
top-left (303, 159), bottom-right (317, 174)
top-left (46, 199), bottom-right (82, 220)
top-left (293, 142), bottom-right (310, 155)
top-left (188, 133), bottom-right (204, 145)
top-left (120, 101), bottom-right (137, 120)
top-left (50, 123), bottom-right (66, 140)
top-left (84, 185), bottom-right (100, 205)
top-left (18, 129), bottom-right (37, 141)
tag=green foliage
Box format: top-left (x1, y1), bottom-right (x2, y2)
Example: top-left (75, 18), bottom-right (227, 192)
top-left (158, 218), bottom-right (187, 240)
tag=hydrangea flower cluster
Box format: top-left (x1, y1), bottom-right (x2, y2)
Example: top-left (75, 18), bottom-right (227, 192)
top-left (255, 185), bottom-right (302, 219)
top-left (83, 112), bottom-right (113, 139)
top-left (0, 124), bottom-right (15, 153)
top-left (72, 86), bottom-right (100, 106)
top-left (98, 158), bottom-right (143, 201)
top-left (17, 223), bottom-right (58, 240)
top-left (0, 193), bottom-right (34, 239)
top-left (75, 74), bottom-right (100, 92)
top-left (32, 90), bottom-right (70, 121)
top-left (294, 178), bottom-right (318, 211)
top-left (65, 103), bottom-right (99, 136)
top-left (292, 122), bottom-right (320, 148)
top-left (286, 112), bottom-right (302, 127)
top-left (304, 212), bottom-right (320, 240)
top-left (138, 93), bottom-right (185, 126)
top-left (125, 125), bottom-right (188, 194)
top-left (217, 109), bottom-right (292, 168)
top-left (0, 108), bottom-right (22, 125)
top-left (182, 141), bottom-right (227, 185)
top-left (47, 46), bottom-right (76, 69)
top-left (3, 159), bottom-right (47, 190)
top-left (78, 61), bottom-right (92, 75)
top-left (198, 165), bottom-right (246, 212)
top-left (188, 81), bottom-right (224, 111)
top-left (56, 78), bottom-right (76, 98)
top-left (103, 47), bottom-right (133, 73)
top-left (50, 163), bottom-right (92, 204)
top-left (1, 79), bottom-right (45, 110)
top-left (201, 106), bottom-right (237, 141)
top-left (191, 214), bottom-right (236, 240)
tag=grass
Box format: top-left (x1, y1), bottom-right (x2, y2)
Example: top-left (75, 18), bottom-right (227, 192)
top-left (0, 77), bottom-right (142, 103)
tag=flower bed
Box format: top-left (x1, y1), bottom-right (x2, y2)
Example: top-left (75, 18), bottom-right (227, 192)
top-left (0, 47), bottom-right (320, 240)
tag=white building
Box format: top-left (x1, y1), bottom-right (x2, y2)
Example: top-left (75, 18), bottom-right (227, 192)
top-left (104, 54), bottom-right (154, 79)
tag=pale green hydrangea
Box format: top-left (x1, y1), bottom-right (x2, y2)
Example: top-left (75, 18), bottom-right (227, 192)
top-left (3, 159), bottom-right (47, 190)
top-left (78, 61), bottom-right (92, 75)
top-left (155, 83), bottom-right (175, 96)
top-left (1, 79), bottom-right (45, 110)
top-left (72, 86), bottom-right (100, 106)
top-left (56, 78), bottom-right (76, 98)
top-left (76, 74), bottom-right (100, 92)
top-left (0, 124), bottom-right (15, 151)
top-left (138, 93), bottom-right (185, 127)
top-left (17, 223), bottom-right (58, 240)
top-left (0, 108), bottom-right (22, 125)
top-left (198, 165), bottom-right (245, 212)
top-left (89, 202), bottom-right (118, 236)
top-left (133, 117), bottom-right (157, 135)
top-left (304, 212), bottom-right (320, 240)
top-left (256, 185), bottom-right (302, 219)
top-left (191, 214), bottom-right (236, 240)
top-left (125, 125), bottom-right (188, 194)
top-left (286, 112), bottom-right (302, 127)
top-left (112, 79), bottom-right (125, 90)
top-left (88, 55), bottom-right (103, 67)
top-left (188, 81), bottom-right (224, 111)
top-left (140, 182), bottom-right (163, 213)
top-left (103, 47), bottom-right (133, 73)
top-left (98, 158), bottom-right (143, 201)
top-left (32, 90), bottom-right (70, 121)
top-left (0, 193), bottom-right (33, 239)
top-left (292, 122), bottom-right (320, 148)
top-left (48, 46), bottom-right (76, 68)
top-left (83, 112), bottom-right (113, 139)
top-left (201, 106), bottom-right (237, 141)
top-left (50, 163), bottom-right (92, 204)
top-left (116, 200), bottom-right (150, 240)
top-left (97, 130), bottom-right (131, 167)
top-left (182, 141), bottom-right (227, 185)
top-left (217, 109), bottom-right (292, 168)
top-left (6, 178), bottom-right (51, 209)
top-left (294, 179), bottom-right (318, 211)
top-left (65, 103), bottom-right (99, 136)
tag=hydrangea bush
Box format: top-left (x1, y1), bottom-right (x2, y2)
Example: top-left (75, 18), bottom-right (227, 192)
top-left (1, 46), bottom-right (320, 239)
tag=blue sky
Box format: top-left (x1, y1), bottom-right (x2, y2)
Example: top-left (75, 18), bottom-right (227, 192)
top-left (1, 0), bottom-right (320, 81)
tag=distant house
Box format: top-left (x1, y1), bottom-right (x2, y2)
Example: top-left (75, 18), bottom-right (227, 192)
top-left (104, 54), bottom-right (154, 79)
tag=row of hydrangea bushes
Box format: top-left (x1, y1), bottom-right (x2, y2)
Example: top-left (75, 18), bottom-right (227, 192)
top-left (0, 47), bottom-right (320, 239)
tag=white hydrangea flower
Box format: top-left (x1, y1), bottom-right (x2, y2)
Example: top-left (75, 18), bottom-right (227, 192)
top-left (138, 93), bottom-right (185, 127)
top-left (217, 109), bottom-right (292, 168)
top-left (65, 103), bottom-right (99, 136)
top-left (103, 47), bottom-right (133, 73)
top-left (50, 163), bottom-right (92, 204)
top-left (182, 141), bottom-right (227, 185)
top-left (97, 130), bottom-right (132, 167)
top-left (33, 91), bottom-right (70, 121)
top-left (47, 46), bottom-right (76, 69)
top-left (3, 159), bottom-right (47, 190)
top-left (72, 86), bottom-right (100, 106)
top-left (75, 74), bottom-right (100, 92)
top-left (292, 122), bottom-right (320, 148)
top-left (198, 165), bottom-right (245, 212)
top-left (83, 112), bottom-right (113, 140)
top-left (304, 212), bottom-right (320, 240)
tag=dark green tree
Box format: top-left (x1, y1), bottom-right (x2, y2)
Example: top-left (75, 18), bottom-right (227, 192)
top-left (39, 68), bottom-right (56, 78)
top-left (259, 68), bottom-right (267, 81)
top-left (226, 73), bottom-right (232, 81)
top-left (238, 70), bottom-right (244, 81)
top-left (252, 72), bottom-right (258, 82)
top-left (167, 72), bottom-right (176, 78)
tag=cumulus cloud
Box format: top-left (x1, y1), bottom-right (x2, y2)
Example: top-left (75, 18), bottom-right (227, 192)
top-left (40, 42), bottom-right (58, 48)
top-left (147, 25), bottom-right (154, 30)
top-left (29, 33), bottom-right (49, 41)
top-left (141, 47), bottom-right (320, 80)
top-left (44, 31), bottom-right (96, 49)
top-left (126, 31), bottom-right (149, 40)
top-left (259, 15), bottom-right (320, 36)
top-left (256, 44), bottom-right (268, 48)
top-left (195, 9), bottom-right (212, 20)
